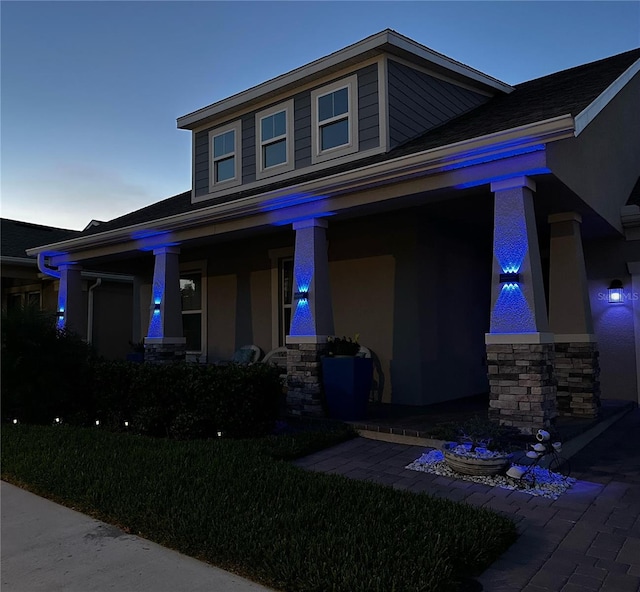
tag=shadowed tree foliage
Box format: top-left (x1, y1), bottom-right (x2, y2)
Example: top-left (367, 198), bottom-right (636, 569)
top-left (1, 305), bottom-right (96, 424)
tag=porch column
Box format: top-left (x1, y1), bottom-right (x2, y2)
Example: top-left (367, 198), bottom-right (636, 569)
top-left (57, 263), bottom-right (83, 334)
top-left (628, 261), bottom-right (640, 405)
top-left (548, 212), bottom-right (600, 418)
top-left (286, 218), bottom-right (334, 416)
top-left (486, 176), bottom-right (556, 434)
top-left (144, 247), bottom-right (186, 363)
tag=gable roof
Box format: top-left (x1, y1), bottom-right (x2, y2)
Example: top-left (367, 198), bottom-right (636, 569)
top-left (79, 47), bottom-right (639, 240)
top-left (1, 218), bottom-right (81, 260)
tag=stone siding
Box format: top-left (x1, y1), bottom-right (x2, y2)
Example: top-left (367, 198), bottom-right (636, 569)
top-left (286, 343), bottom-right (328, 417)
top-left (555, 342), bottom-right (600, 418)
top-left (487, 343), bottom-right (557, 434)
top-left (144, 342), bottom-right (186, 364)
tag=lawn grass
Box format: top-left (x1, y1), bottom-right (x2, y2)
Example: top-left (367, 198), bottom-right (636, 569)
top-left (2, 425), bottom-right (517, 592)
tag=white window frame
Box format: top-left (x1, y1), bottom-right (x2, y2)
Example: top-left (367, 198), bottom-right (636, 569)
top-left (255, 100), bottom-right (294, 180)
top-left (269, 247), bottom-right (294, 349)
top-left (180, 261), bottom-right (207, 362)
top-left (311, 74), bottom-right (358, 165)
top-left (209, 120), bottom-right (242, 191)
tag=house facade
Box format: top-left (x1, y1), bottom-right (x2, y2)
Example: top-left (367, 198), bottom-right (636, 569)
top-left (24, 31), bottom-right (640, 433)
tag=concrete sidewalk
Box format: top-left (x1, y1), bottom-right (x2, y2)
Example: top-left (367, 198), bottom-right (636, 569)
top-left (1, 481), bottom-right (273, 592)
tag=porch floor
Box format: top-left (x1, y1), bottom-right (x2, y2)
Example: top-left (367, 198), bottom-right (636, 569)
top-left (346, 394), bottom-right (636, 442)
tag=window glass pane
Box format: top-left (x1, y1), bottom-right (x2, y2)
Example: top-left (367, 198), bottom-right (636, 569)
top-left (264, 139), bottom-right (286, 168)
top-left (213, 130), bottom-right (234, 157)
top-left (180, 275), bottom-right (201, 310)
top-left (318, 93), bottom-right (333, 122)
top-left (182, 313), bottom-right (202, 351)
top-left (215, 156), bottom-right (235, 182)
top-left (27, 292), bottom-right (40, 308)
top-left (321, 119), bottom-right (349, 150)
top-left (282, 307), bottom-right (292, 344)
top-left (282, 259), bottom-right (293, 304)
top-left (273, 111), bottom-right (286, 137)
top-left (261, 116), bottom-right (273, 142)
top-left (333, 88), bottom-right (348, 116)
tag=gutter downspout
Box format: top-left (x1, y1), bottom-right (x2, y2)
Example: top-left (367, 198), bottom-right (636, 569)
top-left (37, 253), bottom-right (60, 278)
top-left (87, 278), bottom-right (102, 344)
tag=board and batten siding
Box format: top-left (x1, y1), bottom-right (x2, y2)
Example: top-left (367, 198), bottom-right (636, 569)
top-left (387, 59), bottom-right (488, 148)
top-left (192, 63), bottom-right (381, 199)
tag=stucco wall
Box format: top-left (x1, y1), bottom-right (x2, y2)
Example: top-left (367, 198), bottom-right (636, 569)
top-left (585, 236), bottom-right (640, 402)
top-left (547, 73), bottom-right (640, 231)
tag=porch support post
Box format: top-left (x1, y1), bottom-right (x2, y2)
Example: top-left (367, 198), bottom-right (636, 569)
top-left (57, 263), bottom-right (83, 335)
top-left (144, 246), bottom-right (186, 363)
top-left (286, 218), bottom-right (334, 416)
top-left (548, 212), bottom-right (600, 418)
top-left (486, 176), bottom-right (556, 434)
top-left (628, 261), bottom-right (640, 405)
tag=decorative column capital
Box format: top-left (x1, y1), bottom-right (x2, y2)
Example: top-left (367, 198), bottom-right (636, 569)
top-left (490, 176), bottom-right (536, 193)
top-left (292, 218), bottom-right (329, 231)
top-left (548, 212), bottom-right (582, 225)
top-left (152, 246), bottom-right (181, 256)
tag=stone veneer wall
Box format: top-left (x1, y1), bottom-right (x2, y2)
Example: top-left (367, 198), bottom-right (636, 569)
top-left (144, 342), bottom-right (186, 364)
top-left (286, 343), bottom-right (328, 417)
top-left (555, 342), bottom-right (600, 418)
top-left (487, 343), bottom-right (557, 434)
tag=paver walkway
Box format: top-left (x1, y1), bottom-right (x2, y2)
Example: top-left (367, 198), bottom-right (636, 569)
top-left (294, 409), bottom-right (640, 592)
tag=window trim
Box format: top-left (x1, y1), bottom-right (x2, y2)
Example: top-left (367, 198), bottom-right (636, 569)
top-left (311, 75), bottom-right (358, 165)
top-left (269, 247), bottom-right (294, 349)
top-left (255, 100), bottom-right (294, 180)
top-left (179, 261), bottom-right (207, 361)
top-left (209, 120), bottom-right (242, 191)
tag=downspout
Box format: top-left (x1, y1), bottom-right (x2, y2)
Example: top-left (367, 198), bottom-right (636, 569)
top-left (87, 278), bottom-right (102, 344)
top-left (37, 252), bottom-right (60, 278)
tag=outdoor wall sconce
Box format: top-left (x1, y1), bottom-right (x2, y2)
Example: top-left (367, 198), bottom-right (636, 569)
top-left (294, 291), bottom-right (309, 300)
top-left (153, 302), bottom-right (161, 312)
top-left (608, 279), bottom-right (623, 304)
top-left (499, 272), bottom-right (521, 284)
top-left (56, 310), bottom-right (65, 318)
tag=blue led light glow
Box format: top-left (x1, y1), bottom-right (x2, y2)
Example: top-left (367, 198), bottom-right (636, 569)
top-left (442, 144), bottom-right (545, 172)
top-left (456, 168), bottom-right (550, 190)
top-left (147, 282), bottom-right (164, 338)
top-left (491, 283), bottom-right (536, 333)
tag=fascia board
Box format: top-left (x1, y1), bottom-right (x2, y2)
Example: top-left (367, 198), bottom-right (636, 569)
top-left (177, 30), bottom-right (512, 130)
top-left (575, 58), bottom-right (640, 136)
top-left (26, 114), bottom-right (574, 259)
top-left (1, 256), bottom-right (37, 267)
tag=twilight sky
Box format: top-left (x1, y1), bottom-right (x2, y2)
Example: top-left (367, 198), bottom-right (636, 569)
top-left (2, 1), bottom-right (639, 230)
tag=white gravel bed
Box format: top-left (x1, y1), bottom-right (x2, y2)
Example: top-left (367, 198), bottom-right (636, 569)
top-left (406, 449), bottom-right (576, 500)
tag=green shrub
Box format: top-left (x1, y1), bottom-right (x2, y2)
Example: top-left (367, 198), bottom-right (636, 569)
top-left (2, 425), bottom-right (517, 592)
top-left (1, 305), bottom-right (95, 424)
top-left (89, 360), bottom-right (283, 439)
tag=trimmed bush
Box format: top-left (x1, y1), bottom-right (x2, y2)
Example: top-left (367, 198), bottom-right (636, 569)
top-left (1, 305), bottom-right (95, 424)
top-left (2, 425), bottom-right (517, 592)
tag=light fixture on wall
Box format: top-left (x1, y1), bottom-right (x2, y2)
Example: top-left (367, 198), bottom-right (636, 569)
top-left (608, 279), bottom-right (624, 304)
top-left (153, 302), bottom-right (161, 312)
top-left (294, 291), bottom-right (309, 300)
top-left (499, 271), bottom-right (521, 284)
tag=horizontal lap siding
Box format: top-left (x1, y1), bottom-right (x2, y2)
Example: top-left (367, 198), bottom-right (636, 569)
top-left (194, 131), bottom-right (209, 197)
top-left (241, 113), bottom-right (256, 184)
top-left (388, 59), bottom-right (488, 148)
top-left (358, 64), bottom-right (379, 151)
top-left (294, 93), bottom-right (311, 168)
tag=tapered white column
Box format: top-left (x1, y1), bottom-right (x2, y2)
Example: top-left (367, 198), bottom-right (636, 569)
top-left (286, 218), bottom-right (334, 417)
top-left (57, 263), bottom-right (83, 334)
top-left (145, 247), bottom-right (185, 361)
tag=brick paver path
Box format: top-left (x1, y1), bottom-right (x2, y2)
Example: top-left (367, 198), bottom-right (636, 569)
top-left (294, 416), bottom-right (640, 592)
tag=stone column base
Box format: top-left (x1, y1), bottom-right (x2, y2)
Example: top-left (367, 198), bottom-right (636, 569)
top-left (286, 343), bottom-right (328, 417)
top-left (555, 342), bottom-right (600, 418)
top-left (144, 342), bottom-right (186, 364)
top-left (487, 343), bottom-right (557, 435)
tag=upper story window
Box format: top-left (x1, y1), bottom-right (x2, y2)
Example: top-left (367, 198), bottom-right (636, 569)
top-left (311, 75), bottom-right (358, 164)
top-left (256, 100), bottom-right (294, 180)
top-left (209, 120), bottom-right (242, 190)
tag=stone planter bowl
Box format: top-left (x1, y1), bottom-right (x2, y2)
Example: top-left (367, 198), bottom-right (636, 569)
top-left (442, 443), bottom-right (512, 476)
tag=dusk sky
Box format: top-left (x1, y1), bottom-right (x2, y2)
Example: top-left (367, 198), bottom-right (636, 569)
top-left (2, 1), bottom-right (639, 231)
